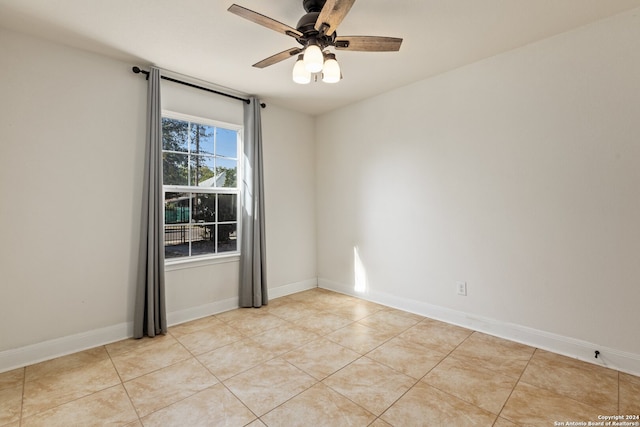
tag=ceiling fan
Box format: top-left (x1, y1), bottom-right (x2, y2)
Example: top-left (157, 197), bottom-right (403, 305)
top-left (227, 0), bottom-right (403, 84)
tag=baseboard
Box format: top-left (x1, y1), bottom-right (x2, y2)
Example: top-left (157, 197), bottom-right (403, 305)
top-left (318, 278), bottom-right (640, 377)
top-left (166, 296), bottom-right (240, 327)
top-left (268, 277), bottom-right (318, 299)
top-left (0, 278), bottom-right (319, 374)
top-left (0, 322), bottom-right (133, 374)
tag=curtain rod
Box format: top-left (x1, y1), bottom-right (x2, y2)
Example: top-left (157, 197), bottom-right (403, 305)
top-left (132, 66), bottom-right (266, 108)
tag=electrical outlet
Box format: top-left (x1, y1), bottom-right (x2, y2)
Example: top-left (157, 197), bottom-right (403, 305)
top-left (456, 281), bottom-right (467, 296)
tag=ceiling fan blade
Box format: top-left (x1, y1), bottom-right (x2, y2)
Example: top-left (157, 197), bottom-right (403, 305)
top-left (252, 47), bottom-right (302, 68)
top-left (228, 4), bottom-right (303, 39)
top-left (334, 36), bottom-right (403, 52)
top-left (314, 0), bottom-right (355, 36)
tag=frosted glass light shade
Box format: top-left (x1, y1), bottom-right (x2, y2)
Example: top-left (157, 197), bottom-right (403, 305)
top-left (292, 56), bottom-right (311, 84)
top-left (322, 54), bottom-right (341, 83)
top-left (303, 44), bottom-right (324, 73)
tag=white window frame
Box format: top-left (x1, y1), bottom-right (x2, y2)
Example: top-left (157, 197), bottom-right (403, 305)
top-left (162, 110), bottom-right (243, 267)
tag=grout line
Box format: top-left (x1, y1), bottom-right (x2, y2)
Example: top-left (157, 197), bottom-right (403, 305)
top-left (481, 336), bottom-right (536, 424)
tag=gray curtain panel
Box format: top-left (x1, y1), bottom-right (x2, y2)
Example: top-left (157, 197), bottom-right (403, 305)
top-left (239, 97), bottom-right (268, 307)
top-left (134, 66), bottom-right (167, 338)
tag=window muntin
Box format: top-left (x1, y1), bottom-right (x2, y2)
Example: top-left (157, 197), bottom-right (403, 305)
top-left (161, 113), bottom-right (241, 261)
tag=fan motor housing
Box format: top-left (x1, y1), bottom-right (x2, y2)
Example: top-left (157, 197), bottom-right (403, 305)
top-left (296, 9), bottom-right (336, 48)
top-left (303, 0), bottom-right (326, 13)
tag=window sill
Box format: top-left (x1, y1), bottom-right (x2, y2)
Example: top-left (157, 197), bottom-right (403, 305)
top-left (165, 253), bottom-right (240, 271)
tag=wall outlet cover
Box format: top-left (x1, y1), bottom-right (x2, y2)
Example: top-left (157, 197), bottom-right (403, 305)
top-left (457, 281), bottom-right (467, 296)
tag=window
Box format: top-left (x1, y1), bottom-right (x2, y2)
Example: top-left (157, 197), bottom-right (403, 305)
top-left (162, 112), bottom-right (241, 261)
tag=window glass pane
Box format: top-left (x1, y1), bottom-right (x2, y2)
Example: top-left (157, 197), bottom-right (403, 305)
top-left (190, 155), bottom-right (216, 187)
top-left (192, 193), bottom-right (216, 223)
top-left (162, 115), bottom-right (241, 261)
top-left (216, 128), bottom-right (238, 158)
top-left (163, 153), bottom-right (188, 186)
top-left (218, 224), bottom-right (237, 253)
top-left (216, 158), bottom-right (237, 188)
top-left (164, 192), bottom-right (190, 224)
top-left (218, 194), bottom-right (237, 222)
top-left (191, 224), bottom-right (216, 256)
top-left (190, 124), bottom-right (215, 155)
top-left (162, 118), bottom-right (189, 152)
top-left (165, 225), bottom-right (189, 258)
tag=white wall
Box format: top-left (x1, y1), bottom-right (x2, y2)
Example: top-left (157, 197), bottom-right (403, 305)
top-left (262, 104), bottom-right (317, 294)
top-left (0, 28), bottom-right (317, 371)
top-left (316, 8), bottom-right (640, 372)
top-left (0, 28), bottom-right (146, 354)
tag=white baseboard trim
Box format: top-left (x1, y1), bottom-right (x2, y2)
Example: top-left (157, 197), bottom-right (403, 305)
top-left (318, 278), bottom-right (640, 377)
top-left (0, 278), bottom-right (319, 374)
top-left (268, 278), bottom-right (318, 299)
top-left (0, 322), bottom-right (132, 374)
top-left (167, 296), bottom-right (240, 327)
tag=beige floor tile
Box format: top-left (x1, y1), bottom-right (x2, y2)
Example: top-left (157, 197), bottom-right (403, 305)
top-left (263, 295), bottom-right (294, 307)
top-left (215, 307), bottom-right (268, 323)
top-left (326, 322), bottom-right (395, 355)
top-left (167, 315), bottom-right (225, 337)
top-left (197, 338), bottom-right (276, 381)
top-left (493, 417), bottom-right (520, 427)
top-left (324, 300), bottom-right (386, 320)
top-left (224, 312), bottom-right (288, 336)
top-left (323, 357), bottom-right (416, 416)
top-left (500, 382), bottom-right (602, 426)
top-left (0, 368), bottom-right (24, 390)
top-left (398, 318), bottom-right (473, 353)
top-left (519, 349), bottom-right (618, 412)
top-left (105, 335), bottom-right (170, 358)
top-left (381, 381), bottom-right (496, 426)
top-left (422, 355), bottom-right (517, 414)
top-left (261, 383), bottom-right (376, 427)
top-left (285, 288), bottom-right (330, 301)
top-left (140, 383), bottom-right (256, 427)
top-left (368, 418), bottom-right (393, 427)
top-left (124, 358), bottom-right (218, 417)
top-left (224, 358), bottom-right (316, 416)
top-left (266, 301), bottom-right (324, 322)
top-left (449, 332), bottom-right (534, 378)
top-left (173, 323), bottom-right (244, 355)
top-left (295, 289), bottom-right (358, 307)
top-left (357, 309), bottom-right (422, 335)
top-left (366, 336), bottom-right (446, 379)
top-left (293, 311), bottom-right (354, 336)
top-left (620, 372), bottom-right (640, 414)
top-left (281, 338), bottom-right (360, 380)
top-left (250, 324), bottom-right (319, 356)
top-left (22, 356), bottom-right (120, 417)
top-left (0, 385), bottom-right (22, 426)
top-left (25, 347), bottom-right (109, 382)
top-left (21, 384), bottom-right (138, 427)
top-left (5, 290), bottom-right (632, 427)
top-left (110, 335), bottom-right (191, 381)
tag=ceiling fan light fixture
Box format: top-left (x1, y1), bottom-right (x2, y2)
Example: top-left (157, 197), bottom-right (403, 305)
top-left (322, 52), bottom-right (341, 83)
top-left (292, 55), bottom-right (311, 84)
top-left (303, 42), bottom-right (324, 73)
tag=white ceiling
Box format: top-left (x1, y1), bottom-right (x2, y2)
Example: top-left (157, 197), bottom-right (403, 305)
top-left (2, 0), bottom-right (640, 115)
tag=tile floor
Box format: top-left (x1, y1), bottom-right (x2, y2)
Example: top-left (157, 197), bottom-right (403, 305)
top-left (1, 288), bottom-right (639, 426)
